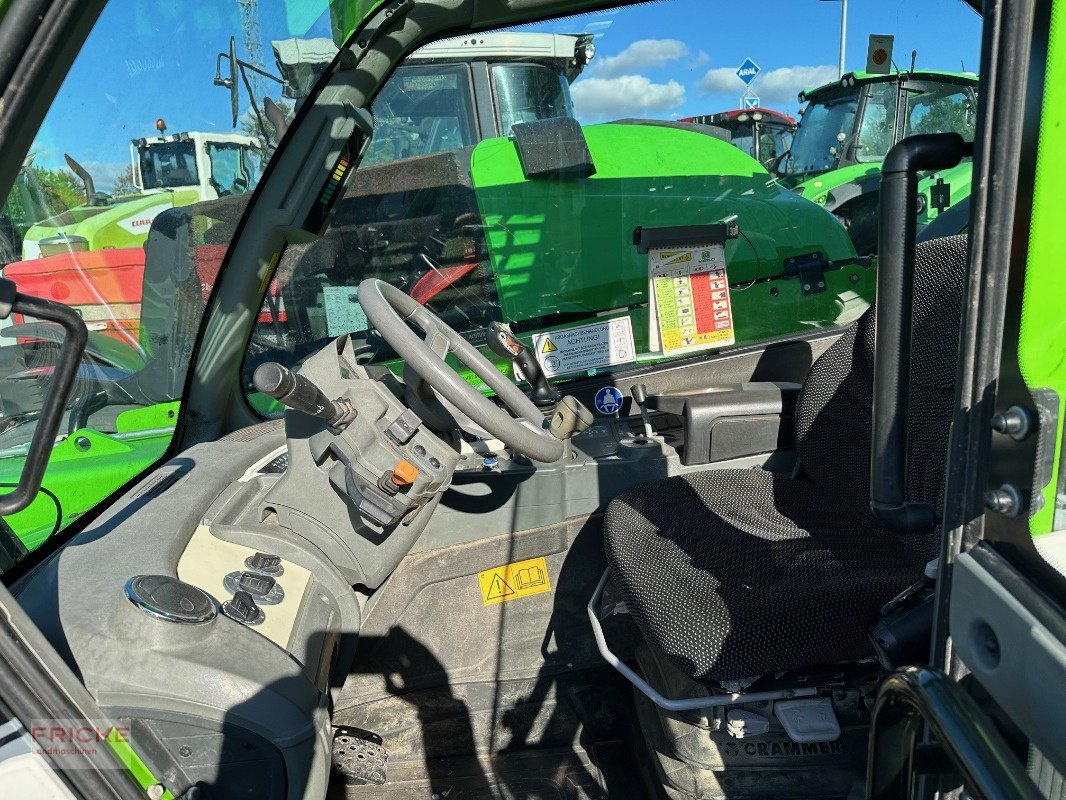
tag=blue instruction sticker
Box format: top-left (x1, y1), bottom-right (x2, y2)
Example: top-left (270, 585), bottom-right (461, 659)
top-left (594, 386), bottom-right (624, 416)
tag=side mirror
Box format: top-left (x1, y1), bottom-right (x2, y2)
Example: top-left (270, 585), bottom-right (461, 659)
top-left (213, 36), bottom-right (240, 128)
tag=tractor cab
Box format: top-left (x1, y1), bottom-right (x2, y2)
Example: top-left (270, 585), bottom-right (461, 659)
top-left (131, 131), bottom-right (261, 201)
top-left (683, 107), bottom-right (796, 166)
top-left (778, 70), bottom-right (978, 181)
top-left (776, 70), bottom-right (978, 253)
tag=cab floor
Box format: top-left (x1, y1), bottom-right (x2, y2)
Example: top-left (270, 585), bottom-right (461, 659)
top-left (330, 741), bottom-right (652, 800)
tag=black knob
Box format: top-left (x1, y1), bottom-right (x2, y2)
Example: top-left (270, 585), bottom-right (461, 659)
top-left (252, 362), bottom-right (357, 430)
top-left (246, 552), bottom-right (283, 575)
top-left (486, 322), bottom-right (560, 409)
top-left (237, 572), bottom-right (277, 597)
top-left (631, 383), bottom-right (648, 406)
top-left (221, 590), bottom-right (263, 625)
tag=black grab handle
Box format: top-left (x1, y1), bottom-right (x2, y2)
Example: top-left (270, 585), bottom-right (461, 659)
top-left (0, 278), bottom-right (88, 516)
top-left (867, 666), bottom-right (1043, 800)
top-left (871, 133), bottom-right (973, 532)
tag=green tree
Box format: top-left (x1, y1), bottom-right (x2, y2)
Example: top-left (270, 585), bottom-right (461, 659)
top-left (241, 97), bottom-right (294, 156)
top-left (111, 164), bottom-right (139, 197)
top-left (910, 95), bottom-right (976, 138)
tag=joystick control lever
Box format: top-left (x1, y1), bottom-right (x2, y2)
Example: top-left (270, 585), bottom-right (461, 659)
top-left (487, 322), bottom-right (560, 410)
top-left (253, 362), bottom-right (357, 432)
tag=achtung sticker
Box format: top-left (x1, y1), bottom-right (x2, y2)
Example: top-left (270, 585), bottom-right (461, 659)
top-left (477, 557), bottom-right (551, 605)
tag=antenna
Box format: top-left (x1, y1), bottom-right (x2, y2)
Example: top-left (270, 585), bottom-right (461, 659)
top-left (910, 50), bottom-right (917, 74)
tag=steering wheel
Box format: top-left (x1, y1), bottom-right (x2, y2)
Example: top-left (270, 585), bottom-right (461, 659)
top-left (357, 278), bottom-right (565, 463)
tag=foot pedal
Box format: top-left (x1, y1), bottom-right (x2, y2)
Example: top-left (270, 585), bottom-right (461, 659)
top-left (774, 697), bottom-right (841, 743)
top-left (331, 726), bottom-right (387, 786)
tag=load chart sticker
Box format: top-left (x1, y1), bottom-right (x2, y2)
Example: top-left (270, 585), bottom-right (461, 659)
top-left (477, 557), bottom-right (551, 606)
top-left (530, 317), bottom-right (636, 379)
top-left (648, 244), bottom-right (735, 355)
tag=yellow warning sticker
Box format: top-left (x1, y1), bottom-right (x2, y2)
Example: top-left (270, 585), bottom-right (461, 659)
top-left (541, 338), bottom-right (558, 354)
top-left (477, 557), bottom-right (551, 606)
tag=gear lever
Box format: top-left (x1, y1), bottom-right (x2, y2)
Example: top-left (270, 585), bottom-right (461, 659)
top-left (486, 322), bottom-right (561, 411)
top-left (631, 383), bottom-right (655, 439)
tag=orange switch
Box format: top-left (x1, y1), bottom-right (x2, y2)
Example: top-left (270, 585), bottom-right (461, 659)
top-left (392, 460), bottom-right (419, 487)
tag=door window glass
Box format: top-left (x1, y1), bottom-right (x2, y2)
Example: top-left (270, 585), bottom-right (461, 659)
top-left (856, 82), bottom-right (899, 162)
top-left (907, 88), bottom-right (977, 138)
top-left (0, 0), bottom-right (342, 558)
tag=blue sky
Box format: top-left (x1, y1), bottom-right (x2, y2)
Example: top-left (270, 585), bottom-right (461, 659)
top-left (31, 0), bottom-right (982, 191)
top-left (524, 0), bottom-right (982, 123)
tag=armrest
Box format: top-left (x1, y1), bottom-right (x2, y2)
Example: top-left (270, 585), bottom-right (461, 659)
top-left (648, 382), bottom-right (802, 466)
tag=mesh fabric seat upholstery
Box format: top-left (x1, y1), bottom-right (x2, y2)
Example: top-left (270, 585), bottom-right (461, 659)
top-left (605, 235), bottom-right (968, 683)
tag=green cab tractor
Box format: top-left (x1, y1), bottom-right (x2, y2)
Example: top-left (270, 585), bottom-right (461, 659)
top-left (19, 129), bottom-right (260, 259)
top-left (775, 69), bottom-right (979, 253)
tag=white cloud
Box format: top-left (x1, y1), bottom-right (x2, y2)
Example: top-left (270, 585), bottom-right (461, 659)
top-left (698, 64), bottom-right (838, 107)
top-left (593, 39), bottom-right (688, 78)
top-left (78, 161), bottom-right (130, 193)
top-left (571, 75), bottom-right (686, 122)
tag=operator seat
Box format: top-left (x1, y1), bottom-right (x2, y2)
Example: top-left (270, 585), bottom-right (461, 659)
top-left (605, 235), bottom-right (968, 684)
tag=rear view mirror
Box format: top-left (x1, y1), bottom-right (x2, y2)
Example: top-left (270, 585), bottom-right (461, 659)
top-left (213, 36), bottom-right (240, 128)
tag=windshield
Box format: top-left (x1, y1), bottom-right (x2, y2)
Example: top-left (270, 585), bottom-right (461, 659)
top-left (0, 0), bottom-right (982, 570)
top-left (0, 0), bottom-right (346, 561)
top-left (491, 64), bottom-right (573, 134)
top-left (780, 90), bottom-right (859, 177)
top-left (730, 122), bottom-right (794, 163)
top-left (138, 141), bottom-right (199, 190)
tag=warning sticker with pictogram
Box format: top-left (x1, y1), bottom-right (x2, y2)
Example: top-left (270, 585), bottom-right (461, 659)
top-left (477, 557), bottom-right (552, 606)
top-left (647, 243), bottom-right (735, 356)
top-left (528, 317), bottom-right (635, 379)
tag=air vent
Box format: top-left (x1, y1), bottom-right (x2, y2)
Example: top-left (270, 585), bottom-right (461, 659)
top-left (131, 468), bottom-right (185, 501)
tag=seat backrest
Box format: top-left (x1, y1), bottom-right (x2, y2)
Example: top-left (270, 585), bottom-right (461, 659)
top-left (794, 234), bottom-right (969, 519)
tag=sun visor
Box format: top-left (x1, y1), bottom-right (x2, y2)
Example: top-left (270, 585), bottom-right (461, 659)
top-left (510, 117), bottom-right (596, 180)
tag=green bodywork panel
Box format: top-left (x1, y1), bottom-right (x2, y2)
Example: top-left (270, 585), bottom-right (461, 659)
top-left (468, 122), bottom-right (870, 380)
top-left (794, 162), bottom-right (885, 206)
top-left (796, 159), bottom-right (973, 224)
top-left (1017, 0), bottom-right (1066, 535)
top-left (22, 189), bottom-right (198, 254)
top-left (0, 406), bottom-right (176, 550)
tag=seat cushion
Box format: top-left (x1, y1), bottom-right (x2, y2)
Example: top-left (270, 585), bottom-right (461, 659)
top-left (604, 469), bottom-right (938, 684)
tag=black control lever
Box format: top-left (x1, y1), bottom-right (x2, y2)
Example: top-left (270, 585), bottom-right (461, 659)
top-left (253, 362), bottom-right (357, 431)
top-left (631, 384), bottom-right (655, 439)
top-left (486, 322), bottom-right (561, 410)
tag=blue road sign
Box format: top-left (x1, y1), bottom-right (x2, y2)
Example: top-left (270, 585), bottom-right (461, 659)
top-left (744, 96), bottom-right (761, 109)
top-left (736, 57), bottom-right (761, 86)
top-left (594, 386), bottom-right (624, 416)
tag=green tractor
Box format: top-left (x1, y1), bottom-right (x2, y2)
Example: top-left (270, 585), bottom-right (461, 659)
top-left (19, 129), bottom-right (261, 259)
top-left (775, 69), bottom-right (979, 253)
